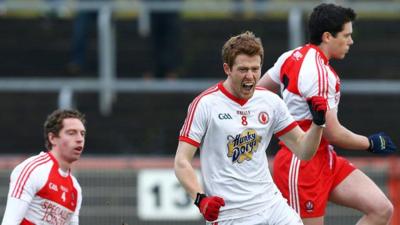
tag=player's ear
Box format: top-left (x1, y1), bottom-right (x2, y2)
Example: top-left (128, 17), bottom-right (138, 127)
top-left (48, 132), bottom-right (57, 145)
top-left (321, 31), bottom-right (332, 43)
top-left (223, 63), bottom-right (231, 76)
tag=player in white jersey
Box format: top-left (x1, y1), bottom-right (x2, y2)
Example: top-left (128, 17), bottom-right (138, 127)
top-left (174, 31), bottom-right (328, 225)
top-left (1, 109), bottom-right (86, 225)
top-left (258, 3), bottom-right (397, 225)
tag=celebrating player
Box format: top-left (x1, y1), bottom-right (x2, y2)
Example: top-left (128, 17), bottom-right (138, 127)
top-left (258, 3), bottom-right (397, 225)
top-left (174, 31), bottom-right (328, 225)
top-left (1, 109), bottom-right (86, 225)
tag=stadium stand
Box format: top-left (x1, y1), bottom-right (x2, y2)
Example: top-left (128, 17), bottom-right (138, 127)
top-left (0, 17), bottom-right (399, 78)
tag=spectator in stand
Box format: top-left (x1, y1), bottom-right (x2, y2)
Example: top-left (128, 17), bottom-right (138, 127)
top-left (142, 0), bottom-right (182, 80)
top-left (67, 0), bottom-right (103, 75)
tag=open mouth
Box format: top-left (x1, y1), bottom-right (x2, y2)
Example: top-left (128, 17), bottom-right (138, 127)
top-left (74, 146), bottom-right (83, 152)
top-left (242, 83), bottom-right (254, 91)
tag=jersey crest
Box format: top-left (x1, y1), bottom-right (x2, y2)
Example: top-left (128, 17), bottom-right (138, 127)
top-left (258, 112), bottom-right (269, 125)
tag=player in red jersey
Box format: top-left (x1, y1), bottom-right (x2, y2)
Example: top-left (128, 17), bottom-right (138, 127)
top-left (1, 109), bottom-right (86, 225)
top-left (258, 3), bottom-right (397, 225)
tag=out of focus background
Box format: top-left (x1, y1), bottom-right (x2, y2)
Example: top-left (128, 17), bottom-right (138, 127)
top-left (0, 0), bottom-right (399, 224)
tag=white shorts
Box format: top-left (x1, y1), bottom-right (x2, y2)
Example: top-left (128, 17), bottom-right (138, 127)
top-left (207, 199), bottom-right (303, 225)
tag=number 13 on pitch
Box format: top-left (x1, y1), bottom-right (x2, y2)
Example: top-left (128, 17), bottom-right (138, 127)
top-left (137, 169), bottom-right (202, 220)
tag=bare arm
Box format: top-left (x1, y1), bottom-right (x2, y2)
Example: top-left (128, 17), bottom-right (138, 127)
top-left (174, 141), bottom-right (203, 200)
top-left (257, 72), bottom-right (280, 93)
top-left (279, 123), bottom-right (324, 160)
top-left (323, 108), bottom-right (370, 150)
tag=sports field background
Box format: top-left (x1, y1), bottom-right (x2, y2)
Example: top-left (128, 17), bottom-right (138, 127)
top-left (0, 156), bottom-right (399, 224)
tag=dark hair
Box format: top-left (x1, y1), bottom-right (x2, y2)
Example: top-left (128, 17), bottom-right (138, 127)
top-left (309, 3), bottom-right (356, 45)
top-left (44, 109), bottom-right (86, 150)
top-left (222, 31), bottom-right (264, 69)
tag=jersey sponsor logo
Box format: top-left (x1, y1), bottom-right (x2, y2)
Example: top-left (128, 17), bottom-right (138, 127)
top-left (218, 113), bottom-right (232, 120)
top-left (226, 129), bottom-right (262, 163)
top-left (236, 110), bottom-right (250, 116)
top-left (41, 200), bottom-right (73, 225)
top-left (293, 51), bottom-right (303, 61)
top-left (49, 182), bottom-right (58, 192)
top-left (60, 185), bottom-right (69, 192)
top-left (305, 200), bottom-right (314, 213)
top-left (258, 112), bottom-right (269, 124)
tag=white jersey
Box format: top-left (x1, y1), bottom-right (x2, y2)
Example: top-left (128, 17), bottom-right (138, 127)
top-left (267, 44), bottom-right (340, 123)
top-left (2, 152), bottom-right (82, 225)
top-left (179, 82), bottom-right (297, 221)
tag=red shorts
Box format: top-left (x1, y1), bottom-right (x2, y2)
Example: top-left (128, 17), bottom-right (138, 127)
top-left (273, 145), bottom-right (356, 218)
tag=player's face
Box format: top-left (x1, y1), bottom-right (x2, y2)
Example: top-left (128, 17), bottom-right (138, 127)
top-left (51, 118), bottom-right (86, 164)
top-left (328, 22), bottom-right (354, 59)
top-left (223, 54), bottom-right (262, 100)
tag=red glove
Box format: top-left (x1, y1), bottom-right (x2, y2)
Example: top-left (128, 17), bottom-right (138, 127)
top-left (306, 96), bottom-right (327, 126)
top-left (194, 193), bottom-right (225, 221)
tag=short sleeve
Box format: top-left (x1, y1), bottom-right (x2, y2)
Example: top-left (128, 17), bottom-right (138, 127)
top-left (273, 97), bottom-right (297, 137)
top-left (267, 51), bottom-right (294, 84)
top-left (179, 98), bottom-right (209, 147)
